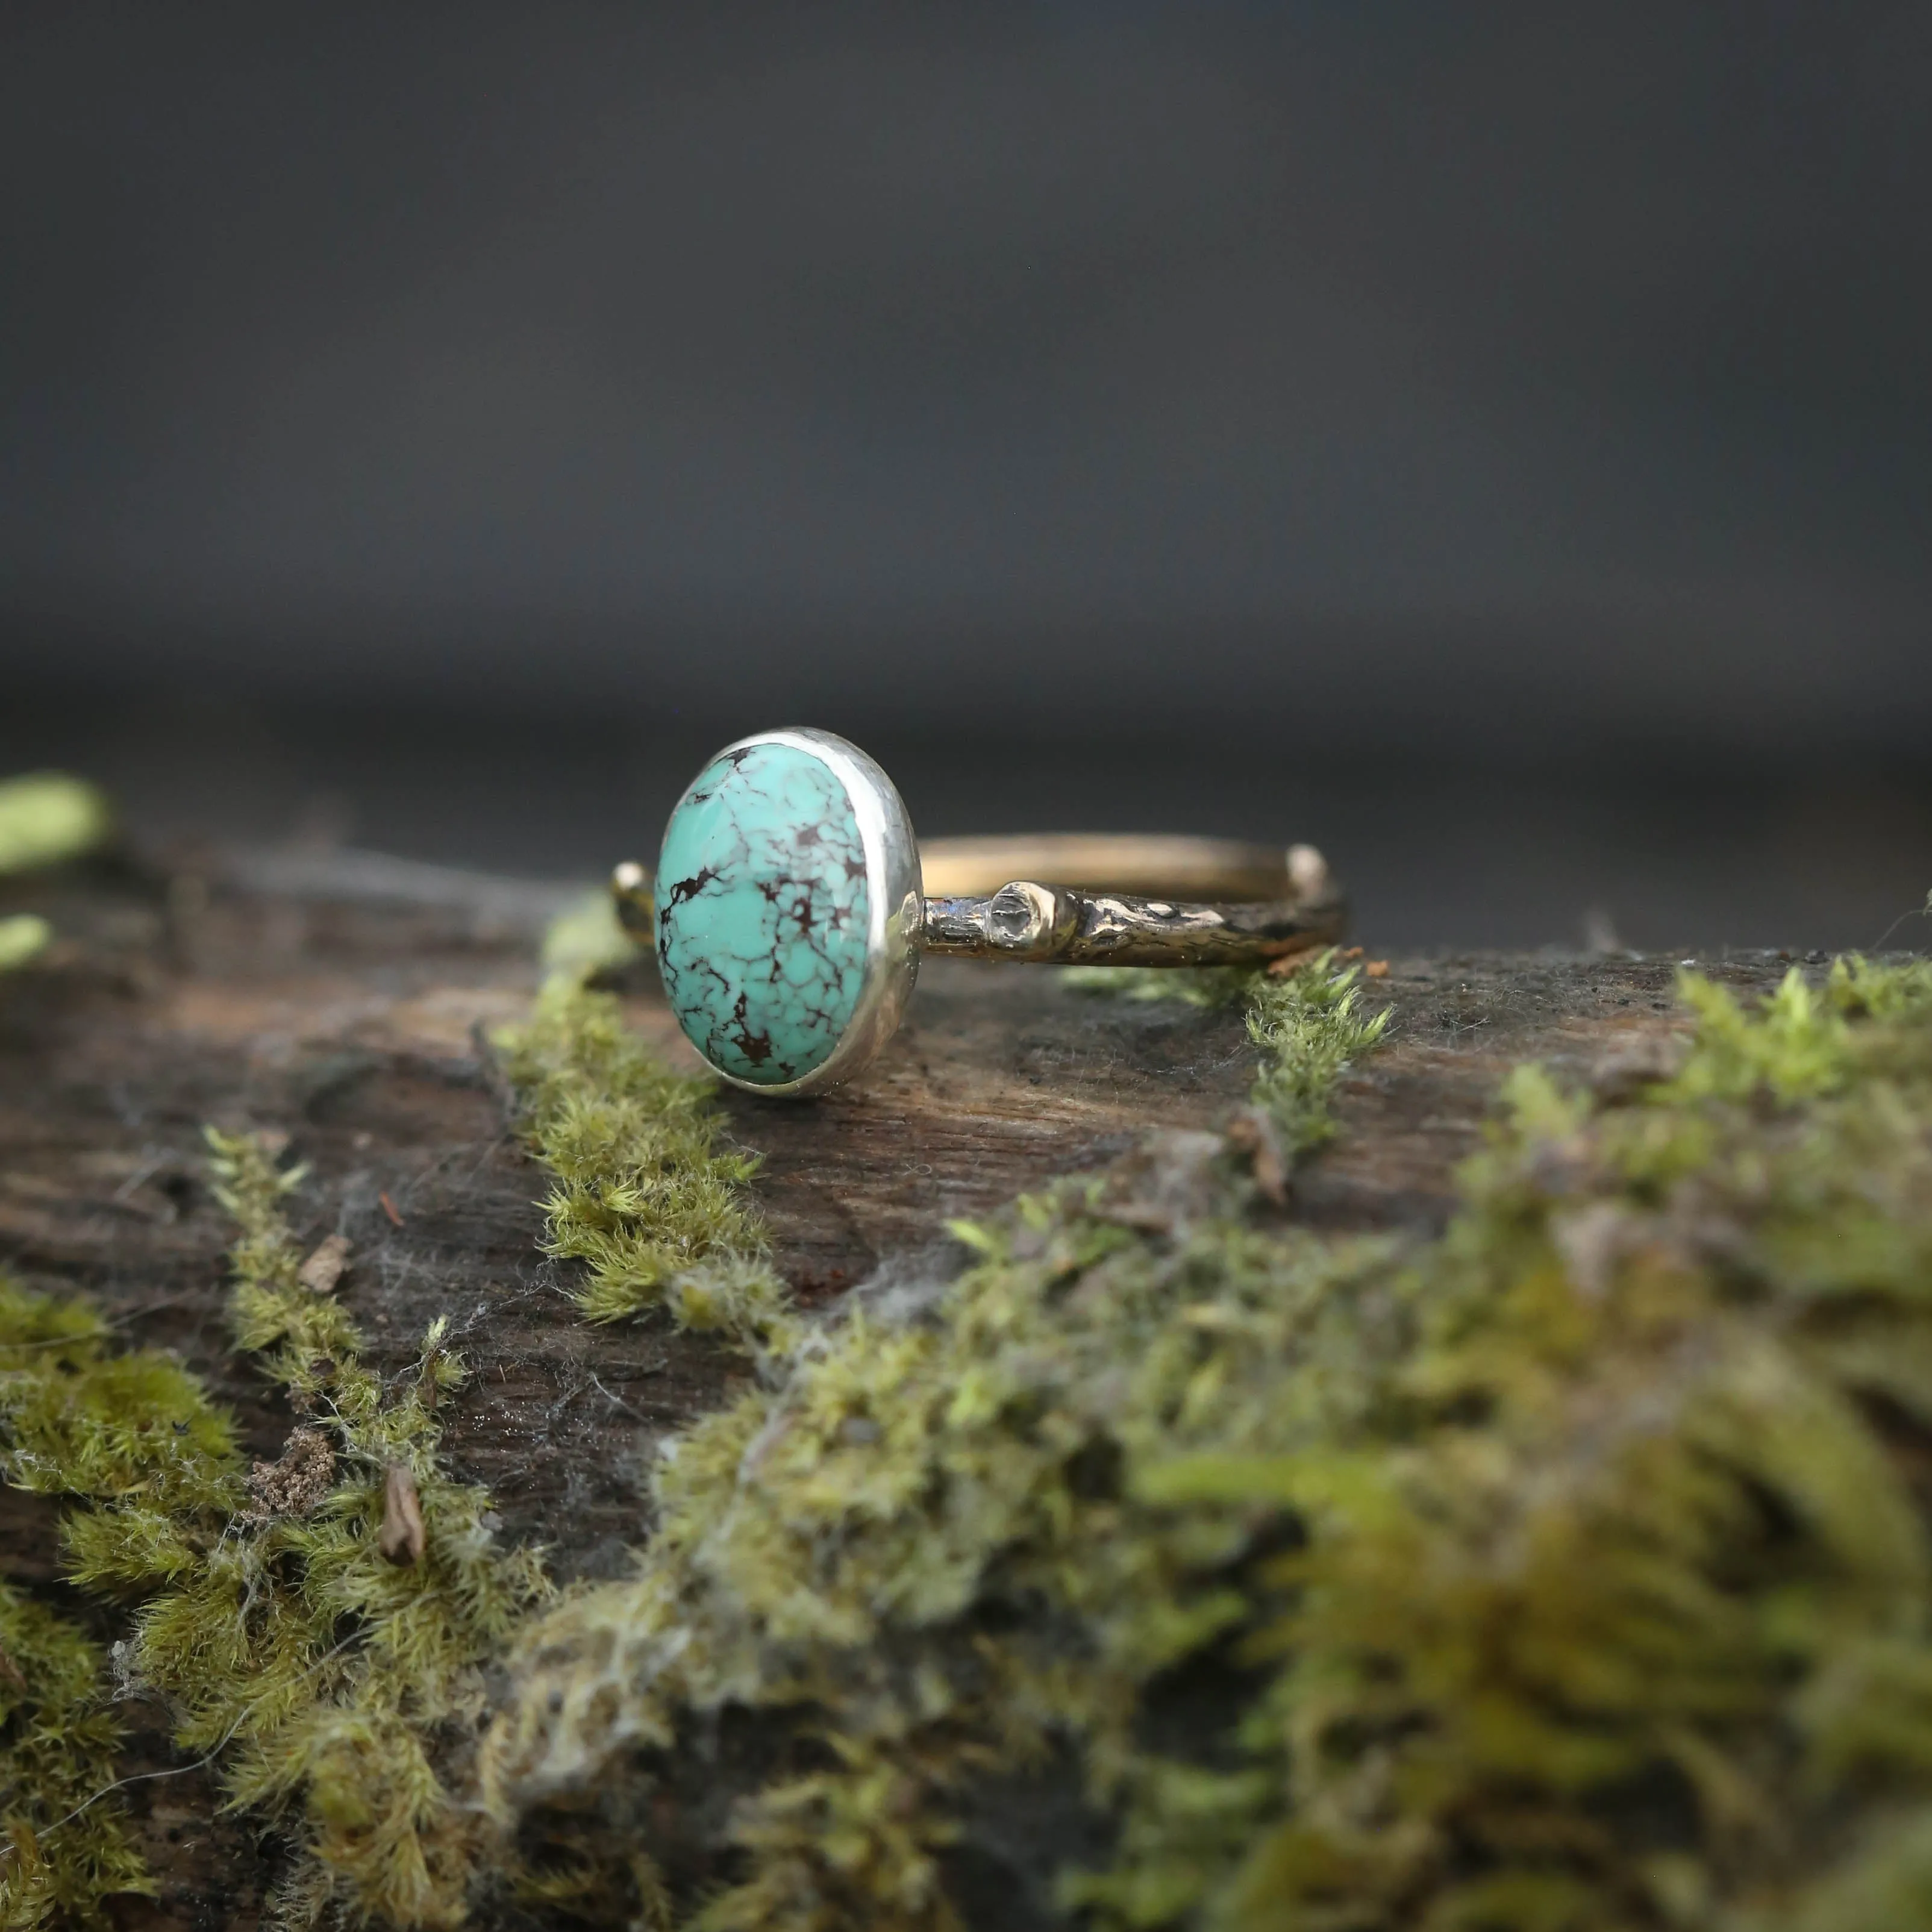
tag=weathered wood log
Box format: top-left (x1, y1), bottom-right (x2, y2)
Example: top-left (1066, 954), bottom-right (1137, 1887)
top-left (0, 850), bottom-right (1805, 1927)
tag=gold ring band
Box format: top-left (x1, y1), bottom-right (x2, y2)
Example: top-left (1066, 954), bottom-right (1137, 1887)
top-left (916, 834), bottom-right (1323, 904)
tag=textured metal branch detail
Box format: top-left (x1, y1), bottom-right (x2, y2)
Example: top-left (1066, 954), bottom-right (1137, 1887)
top-left (920, 872), bottom-right (1346, 966)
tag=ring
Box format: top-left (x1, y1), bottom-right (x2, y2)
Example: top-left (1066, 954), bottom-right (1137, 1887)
top-left (612, 728), bottom-right (1346, 1098)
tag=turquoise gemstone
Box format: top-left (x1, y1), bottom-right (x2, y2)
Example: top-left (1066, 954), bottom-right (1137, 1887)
top-left (655, 741), bottom-right (872, 1086)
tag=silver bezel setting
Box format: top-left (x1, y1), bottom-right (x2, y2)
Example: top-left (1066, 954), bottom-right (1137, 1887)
top-left (672, 726), bottom-right (922, 1099)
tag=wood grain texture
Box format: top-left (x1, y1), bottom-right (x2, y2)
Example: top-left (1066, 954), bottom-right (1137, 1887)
top-left (0, 854), bottom-right (1803, 1927)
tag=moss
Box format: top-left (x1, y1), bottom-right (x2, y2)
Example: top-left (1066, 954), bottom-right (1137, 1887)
top-left (148, 1133), bottom-right (552, 1928)
top-left (1242, 952), bottom-right (1390, 1157)
top-left (0, 920), bottom-right (51, 975)
top-left (539, 889), bottom-right (641, 985)
top-left (482, 953), bottom-right (1932, 1930)
top-left (0, 772), bottom-right (114, 974)
top-left (1105, 959), bottom-right (1932, 1929)
top-left (494, 978), bottom-right (794, 1341)
top-left (499, 939), bottom-right (1378, 1339)
top-left (0, 1292), bottom-right (155, 1932)
top-left (10, 846), bottom-right (1927, 1928)
top-left (0, 777), bottom-right (112, 878)
top-left (0, 1136), bottom-right (549, 1930)
top-left (0, 1580), bottom-right (153, 1932)
top-left (0, 1280), bottom-right (240, 1520)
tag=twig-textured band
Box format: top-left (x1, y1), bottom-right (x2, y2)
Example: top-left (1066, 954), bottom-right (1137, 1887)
top-left (918, 834), bottom-right (1343, 966)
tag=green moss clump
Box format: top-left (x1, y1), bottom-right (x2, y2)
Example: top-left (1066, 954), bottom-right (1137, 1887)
top-left (1110, 957), bottom-right (1932, 1931)
top-left (503, 937), bottom-right (1381, 1337)
top-left (0, 919), bottom-right (51, 974)
top-left (479, 1160), bottom-right (1397, 1929)
top-left (153, 1133), bottom-right (551, 1928)
top-left (0, 1580), bottom-right (153, 1932)
top-left (0, 1287), bottom-right (157, 1931)
top-left (483, 955), bottom-right (1932, 1930)
top-left (0, 1281), bottom-right (240, 1522)
top-left (0, 772), bottom-right (114, 974)
top-left (538, 888), bottom-right (642, 985)
top-left (495, 980), bottom-right (793, 1340)
top-left (0, 1135), bottom-right (549, 1931)
top-left (1242, 953), bottom-right (1389, 1157)
top-left (0, 777), bottom-right (112, 878)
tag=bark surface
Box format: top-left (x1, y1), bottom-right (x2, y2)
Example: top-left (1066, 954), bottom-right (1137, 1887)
top-left (0, 853), bottom-right (1799, 1928)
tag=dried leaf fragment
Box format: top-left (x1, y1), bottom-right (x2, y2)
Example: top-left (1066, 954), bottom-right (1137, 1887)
top-left (378, 1462), bottom-right (426, 1566)
top-left (298, 1232), bottom-right (352, 1295)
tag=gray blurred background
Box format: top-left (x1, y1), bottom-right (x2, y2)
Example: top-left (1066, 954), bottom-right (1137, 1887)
top-left (4, 3), bottom-right (1928, 949)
